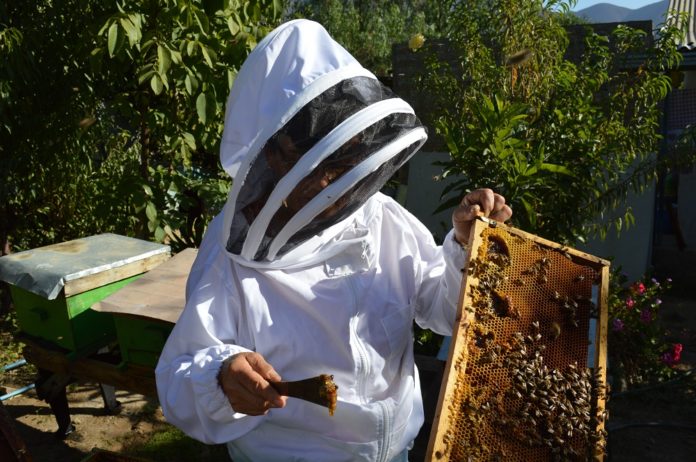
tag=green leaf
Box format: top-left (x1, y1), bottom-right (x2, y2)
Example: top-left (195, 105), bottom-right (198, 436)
top-left (170, 49), bottom-right (182, 65)
top-left (157, 45), bottom-right (171, 74)
top-left (200, 44), bottom-right (214, 67)
top-left (120, 17), bottom-right (140, 47)
top-left (145, 201), bottom-right (157, 222)
top-left (150, 74), bottom-right (164, 95)
top-left (154, 225), bottom-right (166, 242)
top-left (227, 17), bottom-right (240, 35)
top-left (520, 196), bottom-right (537, 227)
top-left (184, 73), bottom-right (198, 95)
top-left (539, 163), bottom-right (574, 176)
top-left (182, 132), bottom-right (196, 150)
top-left (196, 92), bottom-right (207, 123)
top-left (138, 67), bottom-right (156, 85)
top-left (272, 0), bottom-right (283, 19)
top-left (107, 22), bottom-right (119, 57)
top-left (194, 9), bottom-right (210, 35)
top-left (186, 40), bottom-right (196, 56)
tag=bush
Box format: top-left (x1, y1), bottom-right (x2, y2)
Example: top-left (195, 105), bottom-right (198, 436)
top-left (608, 272), bottom-right (683, 390)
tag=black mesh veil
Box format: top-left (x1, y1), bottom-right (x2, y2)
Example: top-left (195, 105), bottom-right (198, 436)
top-left (226, 76), bottom-right (426, 261)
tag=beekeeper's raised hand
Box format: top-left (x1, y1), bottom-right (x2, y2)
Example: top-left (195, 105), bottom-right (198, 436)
top-left (452, 188), bottom-right (512, 246)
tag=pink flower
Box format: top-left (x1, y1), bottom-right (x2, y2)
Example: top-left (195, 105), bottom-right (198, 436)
top-left (661, 343), bottom-right (684, 366)
top-left (640, 309), bottom-right (652, 324)
top-left (612, 318), bottom-right (625, 332)
top-left (632, 282), bottom-right (646, 294)
top-left (625, 298), bottom-right (635, 309)
top-left (673, 343), bottom-right (683, 362)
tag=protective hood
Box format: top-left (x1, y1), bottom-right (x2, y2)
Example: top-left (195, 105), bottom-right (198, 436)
top-left (220, 19), bottom-right (427, 268)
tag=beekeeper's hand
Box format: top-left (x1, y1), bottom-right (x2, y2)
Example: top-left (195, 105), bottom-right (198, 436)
top-left (452, 188), bottom-right (512, 246)
top-left (218, 352), bottom-right (287, 415)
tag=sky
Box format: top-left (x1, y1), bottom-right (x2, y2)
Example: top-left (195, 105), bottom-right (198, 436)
top-left (572, 0), bottom-right (661, 11)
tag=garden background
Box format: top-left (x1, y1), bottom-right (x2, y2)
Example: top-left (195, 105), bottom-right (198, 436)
top-left (1, 0), bottom-right (696, 460)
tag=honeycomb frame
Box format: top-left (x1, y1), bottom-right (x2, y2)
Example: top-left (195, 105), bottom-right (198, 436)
top-left (426, 218), bottom-right (610, 461)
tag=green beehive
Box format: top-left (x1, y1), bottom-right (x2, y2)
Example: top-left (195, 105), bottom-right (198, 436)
top-left (93, 248), bottom-right (196, 367)
top-left (0, 234), bottom-right (170, 353)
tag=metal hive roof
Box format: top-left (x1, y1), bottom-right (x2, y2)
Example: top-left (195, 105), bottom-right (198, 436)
top-left (669, 0), bottom-right (696, 50)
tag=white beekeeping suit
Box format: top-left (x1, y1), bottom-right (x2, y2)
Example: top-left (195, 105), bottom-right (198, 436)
top-left (155, 19), bottom-right (466, 462)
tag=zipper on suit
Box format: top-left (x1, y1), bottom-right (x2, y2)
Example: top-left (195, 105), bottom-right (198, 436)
top-left (376, 400), bottom-right (393, 462)
top-left (347, 276), bottom-right (392, 460)
top-left (348, 276), bottom-right (369, 404)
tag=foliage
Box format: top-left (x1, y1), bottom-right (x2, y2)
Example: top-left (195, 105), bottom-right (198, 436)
top-left (607, 272), bottom-right (682, 390)
top-left (421, 0), bottom-right (691, 245)
top-left (414, 325), bottom-right (443, 357)
top-left (0, 312), bottom-right (23, 368)
top-left (0, 0), bottom-right (282, 259)
top-left (290, 0), bottom-right (451, 76)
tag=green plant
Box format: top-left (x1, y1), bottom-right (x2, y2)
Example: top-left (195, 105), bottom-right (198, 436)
top-left (421, 0), bottom-right (691, 245)
top-left (0, 0), bottom-right (282, 260)
top-left (607, 272), bottom-right (681, 391)
top-left (0, 311), bottom-right (23, 367)
top-left (291, 0), bottom-right (449, 76)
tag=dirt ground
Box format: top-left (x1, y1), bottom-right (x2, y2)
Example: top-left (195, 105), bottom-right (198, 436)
top-left (1, 378), bottom-right (228, 462)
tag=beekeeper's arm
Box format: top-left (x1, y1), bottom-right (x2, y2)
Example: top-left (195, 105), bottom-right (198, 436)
top-left (155, 216), bottom-right (283, 444)
top-left (409, 188), bottom-right (512, 335)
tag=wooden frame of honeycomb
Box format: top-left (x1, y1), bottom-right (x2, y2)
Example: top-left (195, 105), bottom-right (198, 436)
top-left (426, 217), bottom-right (610, 461)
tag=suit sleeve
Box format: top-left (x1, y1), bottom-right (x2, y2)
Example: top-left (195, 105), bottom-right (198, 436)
top-left (381, 199), bottom-right (467, 336)
top-left (155, 215), bottom-right (264, 444)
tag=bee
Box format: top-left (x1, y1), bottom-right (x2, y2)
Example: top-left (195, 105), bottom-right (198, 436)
top-left (549, 322), bottom-right (562, 340)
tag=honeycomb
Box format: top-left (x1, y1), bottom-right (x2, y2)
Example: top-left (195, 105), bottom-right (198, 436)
top-left (427, 219), bottom-right (610, 461)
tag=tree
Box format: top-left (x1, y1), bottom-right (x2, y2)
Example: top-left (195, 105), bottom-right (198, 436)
top-left (0, 0), bottom-right (283, 256)
top-left (290, 0), bottom-right (446, 76)
top-left (420, 0), bottom-right (692, 245)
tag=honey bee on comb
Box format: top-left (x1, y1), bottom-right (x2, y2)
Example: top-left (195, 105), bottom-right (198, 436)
top-left (427, 218), bottom-right (610, 462)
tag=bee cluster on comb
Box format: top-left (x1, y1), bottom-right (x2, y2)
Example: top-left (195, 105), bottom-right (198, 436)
top-left (427, 219), bottom-right (610, 461)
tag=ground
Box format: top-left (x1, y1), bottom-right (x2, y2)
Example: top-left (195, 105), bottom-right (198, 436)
top-left (1, 375), bottom-right (228, 462)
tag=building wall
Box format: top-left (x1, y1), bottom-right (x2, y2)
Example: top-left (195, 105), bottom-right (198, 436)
top-left (404, 152), bottom-right (656, 281)
top-left (679, 169), bottom-right (696, 247)
top-left (578, 186), bottom-right (656, 282)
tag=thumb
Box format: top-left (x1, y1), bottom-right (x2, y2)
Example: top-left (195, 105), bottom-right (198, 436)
top-left (453, 203), bottom-right (480, 224)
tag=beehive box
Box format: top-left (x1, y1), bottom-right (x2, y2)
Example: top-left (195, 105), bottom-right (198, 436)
top-left (0, 234), bottom-right (170, 353)
top-left (93, 248), bottom-right (196, 367)
top-left (427, 218), bottom-right (610, 461)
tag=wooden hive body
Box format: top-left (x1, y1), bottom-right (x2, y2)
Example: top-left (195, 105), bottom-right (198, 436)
top-left (0, 234), bottom-right (170, 353)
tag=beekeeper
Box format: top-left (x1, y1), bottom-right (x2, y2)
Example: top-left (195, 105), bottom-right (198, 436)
top-left (155, 19), bottom-right (512, 462)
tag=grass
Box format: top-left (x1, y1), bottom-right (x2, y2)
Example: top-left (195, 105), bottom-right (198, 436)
top-left (120, 425), bottom-right (229, 462)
